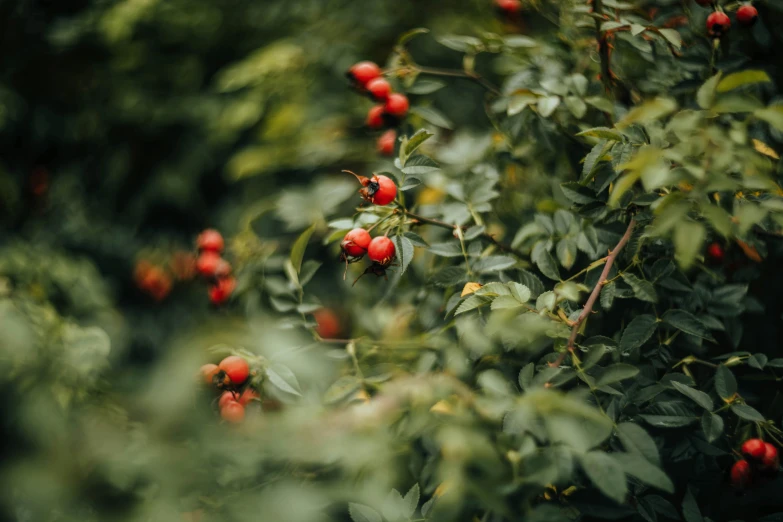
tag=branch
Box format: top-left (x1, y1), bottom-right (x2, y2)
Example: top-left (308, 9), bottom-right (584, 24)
top-left (402, 210), bottom-right (527, 259)
top-left (593, 0), bottom-right (614, 99)
top-left (550, 218), bottom-right (636, 368)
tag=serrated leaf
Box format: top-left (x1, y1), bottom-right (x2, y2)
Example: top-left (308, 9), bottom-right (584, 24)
top-left (731, 404), bottom-right (765, 422)
top-left (561, 182), bottom-right (597, 204)
top-left (393, 236), bottom-right (415, 275)
top-left (662, 309), bottom-right (714, 341)
top-left (491, 295), bottom-right (526, 310)
top-left (674, 221), bottom-right (705, 270)
top-left (716, 70), bottom-right (771, 93)
top-left (621, 273), bottom-right (658, 303)
top-left (656, 28), bottom-right (682, 50)
top-left (401, 129), bottom-right (434, 166)
top-left (382, 490), bottom-right (405, 522)
top-left (620, 314), bottom-right (658, 351)
top-left (403, 484), bottom-right (420, 517)
top-left (748, 353), bottom-right (768, 370)
top-left (518, 270), bottom-right (545, 299)
top-left (508, 282), bottom-right (531, 303)
top-left (266, 364), bottom-right (302, 396)
top-left (581, 140), bottom-right (612, 182)
top-left (349, 503), bottom-right (382, 522)
top-left (617, 422), bottom-right (660, 464)
top-left (410, 106), bottom-right (454, 129)
top-left (290, 224), bottom-right (316, 273)
top-left (401, 155), bottom-right (440, 175)
top-left (428, 241), bottom-right (463, 257)
top-left (473, 255), bottom-right (517, 273)
top-left (697, 72), bottom-right (722, 109)
top-left (613, 453), bottom-right (674, 493)
top-left (537, 96), bottom-right (561, 118)
top-left (455, 295), bottom-right (490, 315)
top-left (701, 412), bottom-right (724, 443)
top-left (324, 375), bottom-right (362, 404)
top-left (429, 266), bottom-right (467, 287)
top-left (715, 364), bottom-right (737, 401)
top-left (580, 451), bottom-right (628, 503)
top-left (597, 364), bottom-right (640, 387)
top-left (577, 127), bottom-right (623, 141)
top-left (532, 245), bottom-right (561, 281)
top-left (671, 381), bottom-right (714, 411)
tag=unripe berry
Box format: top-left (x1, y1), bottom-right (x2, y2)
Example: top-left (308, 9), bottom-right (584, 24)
top-left (741, 438), bottom-right (767, 460)
top-left (196, 251), bottom-right (222, 278)
top-left (494, 0), bottom-right (522, 13)
top-left (342, 228), bottom-right (372, 258)
top-left (200, 363), bottom-right (219, 385)
top-left (367, 105), bottom-right (385, 129)
top-left (377, 130), bottom-right (396, 156)
top-left (366, 78), bottom-right (392, 101)
top-left (219, 391), bottom-right (237, 409)
top-left (707, 11), bottom-right (731, 37)
top-left (365, 174), bottom-right (397, 206)
top-left (761, 443), bottom-right (779, 473)
top-left (314, 308), bottom-right (341, 339)
top-left (707, 242), bottom-right (724, 262)
top-left (368, 236), bottom-right (396, 265)
top-left (384, 93), bottom-right (410, 118)
top-left (737, 5), bottom-right (758, 27)
top-left (209, 277), bottom-right (236, 306)
top-left (731, 460), bottom-right (752, 489)
top-left (196, 229), bottom-right (224, 253)
top-left (220, 401), bottom-right (245, 423)
top-left (219, 355), bottom-right (249, 385)
top-left (347, 61), bottom-right (381, 87)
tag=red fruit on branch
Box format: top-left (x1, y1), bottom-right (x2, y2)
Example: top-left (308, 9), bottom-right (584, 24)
top-left (366, 78), bottom-right (392, 101)
top-left (731, 460), bottom-right (752, 489)
top-left (219, 355), bottom-right (249, 385)
top-left (741, 438), bottom-right (767, 460)
top-left (347, 61), bottom-right (381, 87)
top-left (238, 388), bottom-right (260, 406)
top-left (220, 401), bottom-right (245, 423)
top-left (366, 105), bottom-right (385, 129)
top-left (494, 0), bottom-right (522, 14)
top-left (368, 236), bottom-right (396, 265)
top-left (209, 276), bottom-right (236, 305)
top-left (377, 130), bottom-right (396, 156)
top-left (219, 391), bottom-right (237, 409)
top-left (707, 242), bottom-right (724, 262)
top-left (761, 443), bottom-right (779, 474)
top-left (196, 251), bottom-right (222, 278)
top-left (314, 308), bottom-right (341, 339)
top-left (139, 266), bottom-right (172, 302)
top-left (196, 229), bottom-right (224, 253)
top-left (737, 5), bottom-right (758, 27)
top-left (341, 228), bottom-right (372, 258)
top-left (200, 364), bottom-right (219, 385)
top-left (344, 170), bottom-right (397, 206)
top-left (384, 93), bottom-right (409, 118)
top-left (707, 11), bottom-right (731, 37)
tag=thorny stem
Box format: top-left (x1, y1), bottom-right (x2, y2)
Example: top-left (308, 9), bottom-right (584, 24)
top-left (550, 218), bottom-right (637, 368)
top-left (401, 209), bottom-right (527, 259)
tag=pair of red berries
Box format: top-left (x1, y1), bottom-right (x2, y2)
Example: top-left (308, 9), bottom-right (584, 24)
top-left (342, 229), bottom-right (397, 266)
top-left (731, 439), bottom-right (779, 488)
top-left (201, 355), bottom-right (253, 423)
top-left (195, 229), bottom-right (236, 305)
top-left (706, 5), bottom-right (758, 37)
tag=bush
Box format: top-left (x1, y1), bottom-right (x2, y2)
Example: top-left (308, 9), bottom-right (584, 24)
top-left (3, 1), bottom-right (783, 521)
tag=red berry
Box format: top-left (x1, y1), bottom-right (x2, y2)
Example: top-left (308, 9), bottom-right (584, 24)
top-left (707, 11), bottom-right (731, 37)
top-left (342, 228), bottom-right (372, 258)
top-left (314, 308), bottom-right (341, 339)
top-left (741, 438), bottom-right (767, 460)
top-left (219, 355), bottom-right (249, 385)
top-left (707, 242), bottom-right (724, 262)
top-left (196, 229), bottom-right (224, 253)
top-left (220, 401), bottom-right (245, 423)
top-left (196, 251), bottom-right (222, 277)
top-left (238, 388), bottom-right (260, 406)
top-left (366, 78), bottom-right (392, 101)
top-left (219, 391), bottom-right (237, 409)
top-left (200, 363), bottom-right (219, 385)
top-left (368, 236), bottom-right (396, 265)
top-left (366, 105), bottom-right (385, 129)
top-left (209, 276), bottom-right (236, 306)
top-left (494, 0), bottom-right (522, 13)
top-left (761, 443), bottom-right (779, 472)
top-left (731, 460), bottom-right (752, 489)
top-left (348, 61), bottom-right (381, 87)
top-left (384, 93), bottom-right (409, 118)
top-left (359, 174), bottom-right (397, 206)
top-left (140, 266), bottom-right (172, 302)
top-left (214, 258), bottom-right (232, 278)
top-left (377, 130), bottom-right (396, 156)
top-left (737, 5), bottom-right (758, 26)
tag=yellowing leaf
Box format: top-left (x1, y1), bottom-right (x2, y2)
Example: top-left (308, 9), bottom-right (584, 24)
top-left (736, 239), bottom-right (762, 262)
top-left (752, 139), bottom-right (780, 159)
top-left (430, 400), bottom-right (454, 415)
top-left (461, 282), bottom-right (483, 297)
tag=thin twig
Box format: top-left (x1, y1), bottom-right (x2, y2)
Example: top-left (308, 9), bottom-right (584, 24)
top-left (389, 65), bottom-right (502, 96)
top-left (550, 218), bottom-right (636, 368)
top-left (402, 210), bottom-right (527, 259)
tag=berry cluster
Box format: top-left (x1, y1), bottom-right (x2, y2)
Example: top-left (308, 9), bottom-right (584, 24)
top-left (200, 355), bottom-right (257, 423)
top-left (346, 61), bottom-right (409, 157)
top-left (341, 228), bottom-right (397, 282)
top-left (194, 229), bottom-right (236, 306)
top-left (731, 438), bottom-right (779, 489)
top-left (700, 1), bottom-right (758, 38)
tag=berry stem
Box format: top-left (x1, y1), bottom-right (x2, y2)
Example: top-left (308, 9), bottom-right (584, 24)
top-left (550, 218), bottom-right (636, 368)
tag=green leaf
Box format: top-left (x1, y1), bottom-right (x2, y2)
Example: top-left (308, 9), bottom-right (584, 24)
top-left (324, 375), bottom-right (362, 404)
top-left (266, 364), bottom-right (302, 397)
top-left (701, 204), bottom-right (733, 237)
top-left (580, 451), bottom-right (628, 504)
top-left (697, 72), bottom-right (722, 109)
top-left (581, 140), bottom-right (612, 182)
top-left (349, 503), bottom-right (382, 522)
top-left (393, 236), bottom-right (415, 275)
top-left (410, 106), bottom-right (454, 129)
top-left (504, 35), bottom-right (538, 48)
top-left (715, 364), bottom-right (737, 400)
top-left (621, 273), bottom-right (658, 303)
top-left (508, 282), bottom-right (531, 303)
top-left (716, 70), bottom-right (771, 93)
top-left (537, 96), bottom-right (561, 118)
top-left (597, 364), bottom-right (640, 387)
top-left (290, 224), bottom-right (316, 273)
top-left (403, 484), bottom-right (420, 518)
top-left (674, 221), bottom-right (705, 269)
top-left (455, 295), bottom-right (490, 315)
top-left (577, 127), bottom-right (623, 141)
top-left (620, 314), bottom-right (658, 351)
top-left (473, 255), bottom-right (517, 273)
top-left (491, 295), bottom-right (525, 310)
top-left (682, 488), bottom-right (703, 522)
top-left (397, 28), bottom-right (429, 46)
top-left (532, 245), bottom-right (561, 281)
top-left (755, 106), bottom-right (783, 132)
top-left (701, 412), bottom-right (724, 443)
top-left (407, 79), bottom-right (446, 95)
top-left (616, 422), bottom-right (660, 465)
top-left (561, 182), bottom-right (597, 204)
top-left (617, 97), bottom-right (677, 128)
top-left (749, 353), bottom-right (768, 370)
top-left (671, 381), bottom-right (714, 411)
top-left (382, 490), bottom-right (405, 521)
top-left (613, 452), bottom-right (674, 493)
top-left (662, 309), bottom-right (714, 341)
top-left (400, 129), bottom-right (434, 166)
top-left (429, 266), bottom-right (467, 287)
top-left (556, 238), bottom-right (578, 270)
top-left (731, 404), bottom-right (765, 422)
top-left (656, 28), bottom-right (681, 50)
top-left (401, 155), bottom-right (440, 175)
